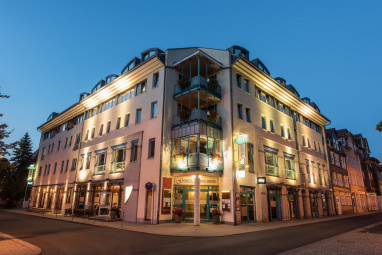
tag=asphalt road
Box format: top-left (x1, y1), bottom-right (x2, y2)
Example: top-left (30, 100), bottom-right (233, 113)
top-left (0, 210), bottom-right (381, 255)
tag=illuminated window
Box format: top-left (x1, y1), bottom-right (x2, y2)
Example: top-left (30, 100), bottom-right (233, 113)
top-left (285, 157), bottom-right (296, 180)
top-left (265, 152), bottom-right (279, 176)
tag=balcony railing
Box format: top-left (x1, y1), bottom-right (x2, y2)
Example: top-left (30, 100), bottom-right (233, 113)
top-left (174, 75), bottom-right (222, 98)
top-left (171, 152), bottom-right (223, 173)
top-left (173, 109), bottom-right (222, 128)
top-left (94, 165), bottom-right (105, 175)
top-left (110, 162), bottom-right (125, 173)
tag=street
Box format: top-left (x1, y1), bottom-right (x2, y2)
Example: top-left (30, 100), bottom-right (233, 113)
top-left (0, 210), bottom-right (381, 255)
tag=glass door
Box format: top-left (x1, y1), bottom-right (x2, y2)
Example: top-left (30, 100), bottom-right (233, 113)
top-left (322, 194), bottom-right (329, 217)
top-left (268, 189), bottom-right (282, 221)
top-left (240, 187), bottom-right (256, 223)
top-left (310, 193), bottom-right (319, 218)
top-left (99, 192), bottom-right (112, 216)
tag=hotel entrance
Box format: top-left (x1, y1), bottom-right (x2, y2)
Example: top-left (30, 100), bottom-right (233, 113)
top-left (173, 185), bottom-right (219, 222)
top-left (240, 186), bottom-right (256, 223)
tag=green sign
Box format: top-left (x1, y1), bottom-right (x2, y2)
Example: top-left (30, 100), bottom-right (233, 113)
top-left (234, 134), bottom-right (249, 144)
top-left (27, 165), bottom-right (36, 171)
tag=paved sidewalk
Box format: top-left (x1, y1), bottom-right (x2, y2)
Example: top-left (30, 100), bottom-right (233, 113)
top-left (7, 209), bottom-right (381, 237)
top-left (0, 232), bottom-right (41, 255)
top-left (279, 221), bottom-right (382, 255)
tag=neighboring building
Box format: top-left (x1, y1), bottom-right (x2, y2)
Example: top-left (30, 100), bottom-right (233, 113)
top-left (30, 46), bottom-right (335, 225)
top-left (369, 157), bottom-right (382, 210)
top-left (325, 129), bottom-right (353, 215)
top-left (354, 134), bottom-right (379, 211)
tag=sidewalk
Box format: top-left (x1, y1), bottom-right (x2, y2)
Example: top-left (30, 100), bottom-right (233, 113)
top-left (279, 221), bottom-right (382, 255)
top-left (0, 232), bottom-right (41, 255)
top-left (7, 209), bottom-right (381, 237)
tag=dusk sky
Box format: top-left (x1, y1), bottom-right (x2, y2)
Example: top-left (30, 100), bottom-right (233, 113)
top-left (1, 1), bottom-right (381, 157)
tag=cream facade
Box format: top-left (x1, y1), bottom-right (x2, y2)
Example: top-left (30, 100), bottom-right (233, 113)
top-left (31, 46), bottom-right (335, 225)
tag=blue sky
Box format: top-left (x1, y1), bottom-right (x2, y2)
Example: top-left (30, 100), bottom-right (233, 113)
top-left (0, 0), bottom-right (381, 157)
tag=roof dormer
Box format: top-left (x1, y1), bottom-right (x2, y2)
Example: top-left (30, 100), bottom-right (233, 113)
top-left (121, 57), bottom-right (141, 75)
top-left (141, 48), bottom-right (163, 62)
top-left (251, 58), bottom-right (270, 75)
top-left (91, 79), bottom-right (106, 93)
top-left (227, 45), bottom-right (249, 59)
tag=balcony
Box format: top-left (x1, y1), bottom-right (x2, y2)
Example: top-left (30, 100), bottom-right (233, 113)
top-left (174, 75), bottom-right (221, 99)
top-left (173, 109), bottom-right (222, 129)
top-left (171, 152), bottom-right (223, 174)
top-left (110, 162), bottom-right (125, 173)
top-left (94, 165), bottom-right (105, 175)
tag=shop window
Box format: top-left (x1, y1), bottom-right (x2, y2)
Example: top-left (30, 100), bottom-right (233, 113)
top-left (265, 152), bottom-right (279, 176)
top-left (285, 157), bottom-right (296, 180)
top-left (66, 187), bottom-right (73, 203)
top-left (111, 148), bottom-right (125, 173)
top-left (94, 152), bottom-right (107, 175)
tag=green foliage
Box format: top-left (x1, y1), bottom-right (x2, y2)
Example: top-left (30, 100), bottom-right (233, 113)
top-left (377, 121), bottom-right (382, 132)
top-left (0, 92), bottom-right (13, 156)
top-left (0, 133), bottom-right (33, 207)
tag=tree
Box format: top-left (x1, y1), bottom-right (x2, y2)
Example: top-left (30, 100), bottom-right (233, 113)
top-left (0, 133), bottom-right (33, 207)
top-left (0, 91), bottom-right (13, 157)
top-left (377, 121), bottom-right (382, 132)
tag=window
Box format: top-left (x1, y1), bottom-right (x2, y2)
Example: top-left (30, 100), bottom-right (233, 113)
top-left (116, 117), bottom-right (121, 130)
top-left (314, 141), bottom-right (317, 151)
top-left (91, 128), bottom-right (95, 139)
top-left (236, 74), bottom-right (241, 88)
top-left (84, 130), bottom-right (89, 141)
top-left (47, 164), bottom-right (51, 175)
top-left (125, 114), bottom-right (130, 127)
top-left (318, 164), bottom-right (322, 185)
top-left (244, 79), bottom-right (249, 93)
top-left (111, 148), bottom-right (125, 173)
top-left (306, 160), bottom-right (311, 183)
top-left (38, 167), bottom-right (42, 176)
top-left (70, 158), bottom-right (77, 171)
top-left (57, 141), bottom-right (61, 151)
top-left (287, 128), bottom-right (292, 140)
top-left (261, 116), bottom-right (267, 129)
top-left (43, 165), bottom-right (47, 176)
top-left (302, 135), bottom-right (306, 147)
top-left (99, 124), bottom-right (104, 136)
top-left (148, 138), bottom-right (155, 158)
top-left (337, 174), bottom-right (343, 186)
top-left (265, 152), bottom-right (279, 176)
top-left (131, 140), bottom-right (138, 162)
top-left (66, 187), bottom-right (73, 203)
top-left (333, 172), bottom-right (337, 185)
top-left (151, 102), bottom-right (158, 118)
top-left (270, 119), bottom-right (275, 133)
top-left (347, 193), bottom-right (352, 205)
top-left (136, 109), bottom-right (142, 123)
top-left (64, 138), bottom-right (68, 148)
top-left (323, 165), bottom-right (327, 186)
top-left (65, 160), bottom-right (69, 172)
top-left (260, 91), bottom-right (267, 103)
top-left (51, 143), bottom-right (54, 153)
top-left (86, 154), bottom-right (91, 169)
top-left (60, 161), bottom-right (64, 173)
top-left (307, 138), bottom-right (311, 148)
top-left (48, 145), bottom-right (51, 154)
top-left (153, 72), bottom-right (159, 87)
top-left (341, 193), bottom-right (346, 205)
top-left (285, 157), bottom-right (296, 179)
top-left (245, 107), bottom-right (251, 123)
top-left (94, 152), bottom-right (107, 175)
top-left (247, 143), bottom-right (254, 173)
top-left (41, 147), bottom-right (46, 160)
top-left (53, 162), bottom-right (57, 174)
top-left (312, 163), bottom-right (316, 184)
top-left (136, 80), bottom-right (146, 95)
top-left (73, 133), bottom-right (81, 150)
top-left (237, 104), bottom-right (243, 120)
top-left (280, 124), bottom-right (285, 137)
top-left (106, 121), bottom-right (111, 133)
top-left (79, 156), bottom-right (84, 170)
top-left (344, 176), bottom-right (349, 187)
top-left (69, 136), bottom-right (72, 146)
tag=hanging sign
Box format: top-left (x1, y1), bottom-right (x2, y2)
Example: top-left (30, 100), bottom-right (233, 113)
top-left (238, 143), bottom-right (246, 165)
top-left (235, 134), bottom-right (249, 144)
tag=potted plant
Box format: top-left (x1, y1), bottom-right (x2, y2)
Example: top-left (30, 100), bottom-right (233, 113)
top-left (211, 208), bottom-right (222, 224)
top-left (110, 205), bottom-right (119, 219)
top-left (207, 77), bottom-right (219, 92)
top-left (179, 109), bottom-right (191, 121)
top-left (178, 77), bottom-right (190, 90)
top-left (173, 207), bottom-right (184, 223)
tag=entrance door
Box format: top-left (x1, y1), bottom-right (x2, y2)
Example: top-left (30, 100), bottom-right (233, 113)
top-left (288, 190), bottom-right (298, 219)
top-left (268, 189), bottom-right (281, 221)
top-left (310, 193), bottom-right (319, 218)
top-left (39, 189), bottom-right (46, 208)
top-left (240, 187), bottom-right (256, 223)
top-left (321, 194), bottom-right (329, 217)
top-left (99, 192), bottom-right (112, 216)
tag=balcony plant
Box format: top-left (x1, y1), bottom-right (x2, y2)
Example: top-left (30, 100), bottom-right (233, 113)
top-left (211, 208), bottom-right (222, 224)
top-left (173, 207), bottom-right (184, 223)
top-left (207, 77), bottom-right (219, 92)
top-left (208, 111), bottom-right (219, 123)
top-left (178, 77), bottom-right (190, 90)
top-left (173, 152), bottom-right (188, 169)
top-left (179, 109), bottom-right (191, 121)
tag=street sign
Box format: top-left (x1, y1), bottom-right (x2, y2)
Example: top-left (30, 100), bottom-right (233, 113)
top-left (145, 182), bottom-right (153, 190)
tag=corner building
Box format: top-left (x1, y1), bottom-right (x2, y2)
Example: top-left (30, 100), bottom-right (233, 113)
top-left (31, 46), bottom-right (335, 224)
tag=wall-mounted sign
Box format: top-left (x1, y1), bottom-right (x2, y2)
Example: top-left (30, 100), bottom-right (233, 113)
top-left (222, 191), bottom-right (231, 212)
top-left (235, 134), bottom-right (249, 144)
top-left (27, 165), bottom-right (36, 171)
top-left (174, 176), bottom-right (218, 186)
top-left (27, 181), bottom-right (33, 185)
top-left (257, 177), bottom-right (266, 184)
top-left (145, 182), bottom-right (153, 190)
top-left (238, 144), bottom-right (246, 165)
top-left (236, 170), bottom-right (245, 178)
top-left (124, 185), bottom-right (133, 204)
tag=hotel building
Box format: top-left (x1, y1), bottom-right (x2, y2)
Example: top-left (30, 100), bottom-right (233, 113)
top-left (30, 46), bottom-right (335, 224)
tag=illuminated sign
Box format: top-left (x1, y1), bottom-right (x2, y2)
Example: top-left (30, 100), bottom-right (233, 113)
top-left (27, 165), bottom-right (36, 171)
top-left (234, 134), bottom-right (249, 144)
top-left (238, 144), bottom-right (246, 165)
top-left (27, 181), bottom-right (33, 185)
top-left (257, 177), bottom-right (266, 184)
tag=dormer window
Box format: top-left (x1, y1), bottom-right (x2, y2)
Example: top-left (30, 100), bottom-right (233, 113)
top-left (121, 57), bottom-right (141, 75)
top-left (105, 74), bottom-right (118, 84)
top-left (228, 45), bottom-right (249, 59)
top-left (91, 80), bottom-right (106, 93)
top-left (141, 48), bottom-right (163, 62)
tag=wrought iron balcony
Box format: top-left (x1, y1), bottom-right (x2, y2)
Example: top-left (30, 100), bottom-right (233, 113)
top-left (173, 109), bottom-right (222, 129)
top-left (174, 75), bottom-right (221, 99)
